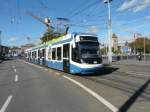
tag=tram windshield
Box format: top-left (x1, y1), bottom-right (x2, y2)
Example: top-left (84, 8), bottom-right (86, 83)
top-left (81, 49), bottom-right (100, 58)
top-left (80, 46), bottom-right (102, 64)
top-left (72, 40), bottom-right (102, 64)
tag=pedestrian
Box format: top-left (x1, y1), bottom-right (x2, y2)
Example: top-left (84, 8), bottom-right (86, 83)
top-left (138, 52), bottom-right (142, 61)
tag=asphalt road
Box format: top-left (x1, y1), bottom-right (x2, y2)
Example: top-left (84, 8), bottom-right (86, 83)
top-left (0, 59), bottom-right (150, 112)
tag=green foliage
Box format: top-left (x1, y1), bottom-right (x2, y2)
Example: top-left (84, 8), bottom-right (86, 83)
top-left (40, 28), bottom-right (65, 43)
top-left (112, 33), bottom-right (118, 38)
top-left (129, 37), bottom-right (150, 53)
top-left (100, 47), bottom-right (107, 55)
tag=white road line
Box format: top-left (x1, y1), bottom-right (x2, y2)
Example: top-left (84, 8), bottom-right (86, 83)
top-left (63, 76), bottom-right (118, 112)
top-left (14, 69), bottom-right (16, 72)
top-left (0, 95), bottom-right (13, 112)
top-left (126, 71), bottom-right (150, 77)
top-left (14, 75), bottom-right (18, 82)
top-left (44, 68), bottom-right (48, 71)
top-left (56, 72), bottom-right (60, 75)
top-left (111, 65), bottom-right (116, 67)
top-left (27, 62), bottom-right (43, 69)
top-left (35, 65), bottom-right (42, 69)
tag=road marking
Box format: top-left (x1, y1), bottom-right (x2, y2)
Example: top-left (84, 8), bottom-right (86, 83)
top-left (126, 71), bottom-right (150, 77)
top-left (44, 68), bottom-right (48, 71)
top-left (27, 62), bottom-right (43, 69)
top-left (111, 65), bottom-right (116, 67)
top-left (34, 65), bottom-right (42, 69)
top-left (14, 69), bottom-right (16, 72)
top-left (56, 72), bottom-right (60, 75)
top-left (0, 95), bottom-right (13, 112)
top-left (14, 75), bottom-right (18, 82)
top-left (63, 76), bottom-right (118, 112)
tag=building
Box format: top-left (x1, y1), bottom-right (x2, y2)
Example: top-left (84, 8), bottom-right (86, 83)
top-left (10, 47), bottom-right (22, 57)
top-left (0, 45), bottom-right (9, 55)
top-left (112, 34), bottom-right (119, 52)
top-left (21, 44), bottom-right (35, 55)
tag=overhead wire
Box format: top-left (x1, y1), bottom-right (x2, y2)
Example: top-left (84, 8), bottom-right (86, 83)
top-left (68, 0), bottom-right (122, 29)
top-left (64, 0), bottom-right (88, 17)
top-left (68, 0), bottom-right (100, 18)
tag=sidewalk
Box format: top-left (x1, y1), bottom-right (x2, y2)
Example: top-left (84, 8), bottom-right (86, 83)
top-left (112, 60), bottom-right (150, 66)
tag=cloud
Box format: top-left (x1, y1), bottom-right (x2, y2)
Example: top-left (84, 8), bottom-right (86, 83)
top-left (10, 37), bottom-right (16, 43)
top-left (133, 0), bottom-right (150, 12)
top-left (145, 15), bottom-right (150, 19)
top-left (34, 39), bottom-right (41, 44)
top-left (87, 26), bottom-right (99, 33)
top-left (118, 0), bottom-right (150, 12)
top-left (118, 0), bottom-right (138, 11)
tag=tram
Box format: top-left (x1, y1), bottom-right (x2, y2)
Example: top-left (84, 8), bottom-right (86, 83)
top-left (25, 33), bottom-right (103, 74)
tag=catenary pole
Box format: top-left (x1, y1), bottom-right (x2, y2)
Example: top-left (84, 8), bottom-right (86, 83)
top-left (0, 30), bottom-right (2, 54)
top-left (104, 0), bottom-right (112, 63)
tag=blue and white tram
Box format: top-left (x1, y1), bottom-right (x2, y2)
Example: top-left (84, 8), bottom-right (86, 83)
top-left (25, 33), bottom-right (103, 74)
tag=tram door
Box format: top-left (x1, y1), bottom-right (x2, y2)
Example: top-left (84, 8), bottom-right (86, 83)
top-left (42, 49), bottom-right (46, 66)
top-left (63, 44), bottom-right (70, 72)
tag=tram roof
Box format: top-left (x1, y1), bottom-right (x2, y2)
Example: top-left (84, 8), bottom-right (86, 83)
top-left (26, 33), bottom-right (98, 51)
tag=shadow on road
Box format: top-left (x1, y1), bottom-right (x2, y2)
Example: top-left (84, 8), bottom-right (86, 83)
top-left (0, 60), bottom-right (3, 63)
top-left (118, 79), bottom-right (150, 112)
top-left (77, 66), bottom-right (119, 76)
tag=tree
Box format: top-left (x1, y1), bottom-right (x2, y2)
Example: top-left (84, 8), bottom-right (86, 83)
top-left (112, 33), bottom-right (118, 38)
top-left (112, 33), bottom-right (121, 54)
top-left (129, 37), bottom-right (150, 53)
top-left (100, 47), bottom-right (108, 55)
top-left (40, 18), bottom-right (70, 43)
top-left (40, 28), bottom-right (64, 43)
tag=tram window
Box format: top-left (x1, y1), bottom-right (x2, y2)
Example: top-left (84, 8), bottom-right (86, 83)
top-left (57, 47), bottom-right (61, 60)
top-left (48, 47), bottom-right (51, 60)
top-left (35, 51), bottom-right (37, 58)
top-left (72, 46), bottom-right (80, 63)
top-left (25, 53), bottom-right (27, 58)
top-left (28, 52), bottom-right (30, 58)
top-left (63, 44), bottom-right (69, 58)
top-left (42, 49), bottom-right (46, 57)
top-left (29, 52), bottom-right (31, 58)
top-left (40, 50), bottom-right (42, 58)
top-left (52, 48), bottom-right (56, 60)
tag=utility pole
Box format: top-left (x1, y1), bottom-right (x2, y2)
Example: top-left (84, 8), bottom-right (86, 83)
top-left (144, 37), bottom-right (146, 61)
top-left (104, 0), bottom-right (112, 63)
top-left (0, 30), bottom-right (2, 55)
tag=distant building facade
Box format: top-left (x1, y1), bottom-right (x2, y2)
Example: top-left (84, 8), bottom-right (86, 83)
top-left (10, 47), bottom-right (22, 57)
top-left (0, 45), bottom-right (9, 55)
top-left (21, 44), bottom-right (35, 54)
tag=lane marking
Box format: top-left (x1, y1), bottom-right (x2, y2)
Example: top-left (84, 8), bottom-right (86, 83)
top-left (126, 71), bottom-right (150, 77)
top-left (0, 95), bottom-right (13, 112)
top-left (44, 68), bottom-right (48, 71)
top-left (56, 72), bottom-right (60, 75)
top-left (63, 76), bottom-right (118, 112)
top-left (14, 69), bottom-right (16, 72)
top-left (14, 75), bottom-right (18, 82)
top-left (111, 65), bottom-right (117, 67)
top-left (27, 62), bottom-right (43, 69)
top-left (34, 65), bottom-right (42, 69)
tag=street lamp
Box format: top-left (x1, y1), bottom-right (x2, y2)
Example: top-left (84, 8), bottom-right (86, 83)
top-left (144, 37), bottom-right (146, 61)
top-left (0, 30), bottom-right (2, 55)
top-left (104, 0), bottom-right (112, 63)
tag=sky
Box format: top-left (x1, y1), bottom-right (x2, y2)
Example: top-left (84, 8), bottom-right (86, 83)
top-left (0, 0), bottom-right (150, 46)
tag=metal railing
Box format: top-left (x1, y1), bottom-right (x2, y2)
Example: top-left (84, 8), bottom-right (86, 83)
top-left (102, 54), bottom-right (150, 62)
